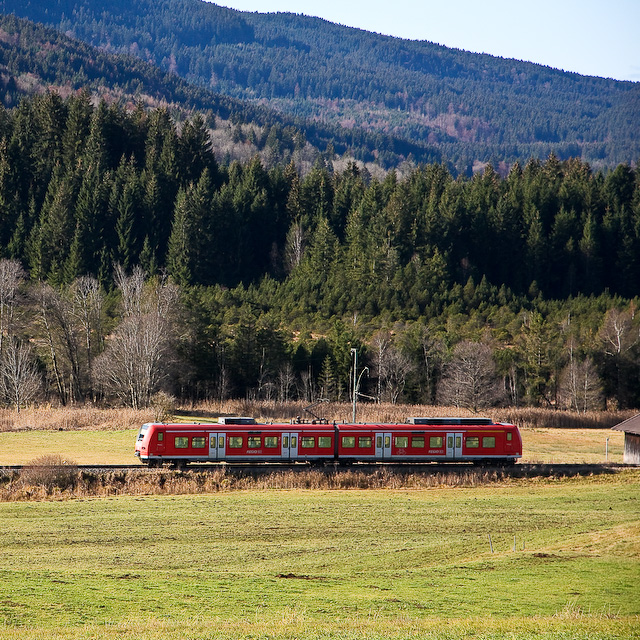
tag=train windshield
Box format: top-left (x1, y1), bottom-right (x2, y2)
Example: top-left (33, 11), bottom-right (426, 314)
top-left (137, 424), bottom-right (150, 441)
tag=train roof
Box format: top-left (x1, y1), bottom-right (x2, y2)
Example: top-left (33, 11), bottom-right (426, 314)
top-left (143, 419), bottom-right (515, 431)
top-left (407, 417), bottom-right (493, 425)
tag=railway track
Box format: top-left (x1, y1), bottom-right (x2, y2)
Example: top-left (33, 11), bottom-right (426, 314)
top-left (0, 462), bottom-right (626, 476)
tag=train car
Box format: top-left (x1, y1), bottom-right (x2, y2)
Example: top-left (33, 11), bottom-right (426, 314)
top-left (135, 417), bottom-right (522, 467)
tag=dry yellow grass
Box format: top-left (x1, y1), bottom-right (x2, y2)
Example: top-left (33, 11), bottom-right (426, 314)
top-left (520, 428), bottom-right (624, 463)
top-left (179, 399), bottom-right (635, 431)
top-left (0, 405), bottom-right (153, 432)
top-left (0, 400), bottom-right (633, 433)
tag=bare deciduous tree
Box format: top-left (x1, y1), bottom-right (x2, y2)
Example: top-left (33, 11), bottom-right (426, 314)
top-left (417, 325), bottom-right (445, 404)
top-left (598, 306), bottom-right (637, 357)
top-left (277, 362), bottom-right (297, 402)
top-left (438, 341), bottom-right (503, 412)
top-left (114, 263), bottom-right (146, 318)
top-left (300, 367), bottom-right (314, 402)
top-left (370, 330), bottom-right (416, 404)
top-left (32, 283), bottom-right (81, 404)
top-left (370, 329), bottom-right (392, 402)
top-left (95, 267), bottom-right (179, 409)
top-left (0, 338), bottom-right (41, 412)
top-left (284, 221), bottom-right (306, 273)
top-left (557, 355), bottom-right (603, 412)
top-left (597, 305), bottom-right (639, 408)
top-left (70, 276), bottom-right (103, 399)
top-left (0, 259), bottom-right (25, 355)
top-left (383, 348), bottom-right (415, 404)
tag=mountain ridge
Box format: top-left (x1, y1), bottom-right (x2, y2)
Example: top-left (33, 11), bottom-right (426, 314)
top-left (3, 0), bottom-right (639, 172)
top-left (0, 12), bottom-right (442, 171)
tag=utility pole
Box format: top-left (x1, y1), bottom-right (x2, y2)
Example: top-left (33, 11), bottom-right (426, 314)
top-left (351, 348), bottom-right (357, 423)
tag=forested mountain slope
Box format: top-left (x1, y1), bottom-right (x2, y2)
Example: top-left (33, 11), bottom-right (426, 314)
top-left (0, 14), bottom-right (438, 169)
top-left (0, 91), bottom-right (638, 408)
top-left (5, 0), bottom-right (639, 172)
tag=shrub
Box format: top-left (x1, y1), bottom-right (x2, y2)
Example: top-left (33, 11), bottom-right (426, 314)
top-left (150, 391), bottom-right (177, 423)
top-left (19, 454), bottom-right (79, 491)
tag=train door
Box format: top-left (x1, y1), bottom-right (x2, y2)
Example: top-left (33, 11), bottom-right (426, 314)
top-left (446, 432), bottom-right (463, 459)
top-left (209, 432), bottom-right (226, 460)
top-left (281, 432), bottom-right (299, 460)
top-left (155, 428), bottom-right (166, 454)
top-left (375, 432), bottom-right (393, 460)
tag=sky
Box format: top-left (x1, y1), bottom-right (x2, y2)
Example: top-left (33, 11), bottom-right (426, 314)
top-left (212, 0), bottom-right (640, 82)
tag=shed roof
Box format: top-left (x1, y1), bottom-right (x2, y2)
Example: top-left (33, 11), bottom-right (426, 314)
top-left (612, 414), bottom-right (640, 435)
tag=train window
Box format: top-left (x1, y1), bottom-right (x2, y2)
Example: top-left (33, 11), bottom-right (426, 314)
top-left (192, 437), bottom-right (206, 449)
top-left (430, 436), bottom-right (443, 448)
top-left (301, 436), bottom-right (315, 449)
top-left (318, 436), bottom-right (332, 448)
top-left (175, 437), bottom-right (189, 449)
top-left (376, 436), bottom-right (383, 449)
top-left (411, 436), bottom-right (425, 448)
top-left (283, 436), bottom-right (289, 448)
top-left (359, 436), bottom-right (372, 448)
top-left (466, 437), bottom-right (480, 448)
top-left (229, 436), bottom-right (243, 448)
top-left (384, 436), bottom-right (391, 449)
top-left (342, 436), bottom-right (356, 448)
top-left (218, 436), bottom-right (224, 448)
top-left (264, 436), bottom-right (278, 448)
top-left (291, 437), bottom-right (297, 448)
top-left (248, 436), bottom-right (261, 448)
top-left (482, 437), bottom-right (496, 448)
top-left (157, 432), bottom-right (164, 442)
top-left (394, 436), bottom-right (409, 448)
top-left (506, 432), bottom-right (513, 442)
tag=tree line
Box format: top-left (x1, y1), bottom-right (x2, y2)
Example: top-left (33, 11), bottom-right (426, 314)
top-left (0, 94), bottom-right (639, 410)
top-left (1, 256), bottom-right (638, 412)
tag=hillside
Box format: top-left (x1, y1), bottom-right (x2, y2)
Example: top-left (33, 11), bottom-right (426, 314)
top-left (5, 0), bottom-right (640, 172)
top-left (0, 13), bottom-right (438, 171)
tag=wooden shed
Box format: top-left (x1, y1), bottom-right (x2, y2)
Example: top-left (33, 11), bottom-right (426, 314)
top-left (612, 414), bottom-right (640, 465)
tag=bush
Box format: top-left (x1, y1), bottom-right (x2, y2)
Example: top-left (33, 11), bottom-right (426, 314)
top-left (19, 454), bottom-right (79, 490)
top-left (150, 391), bottom-right (176, 423)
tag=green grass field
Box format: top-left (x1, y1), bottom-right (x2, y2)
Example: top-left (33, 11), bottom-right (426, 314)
top-left (0, 427), bottom-right (625, 466)
top-left (1, 474), bottom-right (639, 639)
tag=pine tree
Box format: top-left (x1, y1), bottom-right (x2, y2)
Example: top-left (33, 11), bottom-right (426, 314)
top-left (111, 157), bottom-right (142, 271)
top-left (27, 166), bottom-right (77, 281)
top-left (166, 169), bottom-right (213, 286)
top-left (62, 90), bottom-right (92, 169)
top-left (178, 113), bottom-right (217, 187)
top-left (166, 187), bottom-right (192, 287)
top-left (319, 354), bottom-right (336, 401)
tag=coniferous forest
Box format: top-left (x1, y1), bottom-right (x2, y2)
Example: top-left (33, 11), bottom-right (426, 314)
top-left (4, 0), bottom-right (640, 172)
top-left (0, 92), bottom-right (639, 412)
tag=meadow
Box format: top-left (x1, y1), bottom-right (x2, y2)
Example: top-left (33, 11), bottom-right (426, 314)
top-left (0, 403), bottom-right (637, 639)
top-left (0, 475), bottom-right (639, 639)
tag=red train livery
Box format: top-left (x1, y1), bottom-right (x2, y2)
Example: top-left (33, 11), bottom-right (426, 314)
top-left (135, 417), bottom-right (522, 466)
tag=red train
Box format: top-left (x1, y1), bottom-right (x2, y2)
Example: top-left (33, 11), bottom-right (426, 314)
top-left (135, 416), bottom-right (522, 467)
